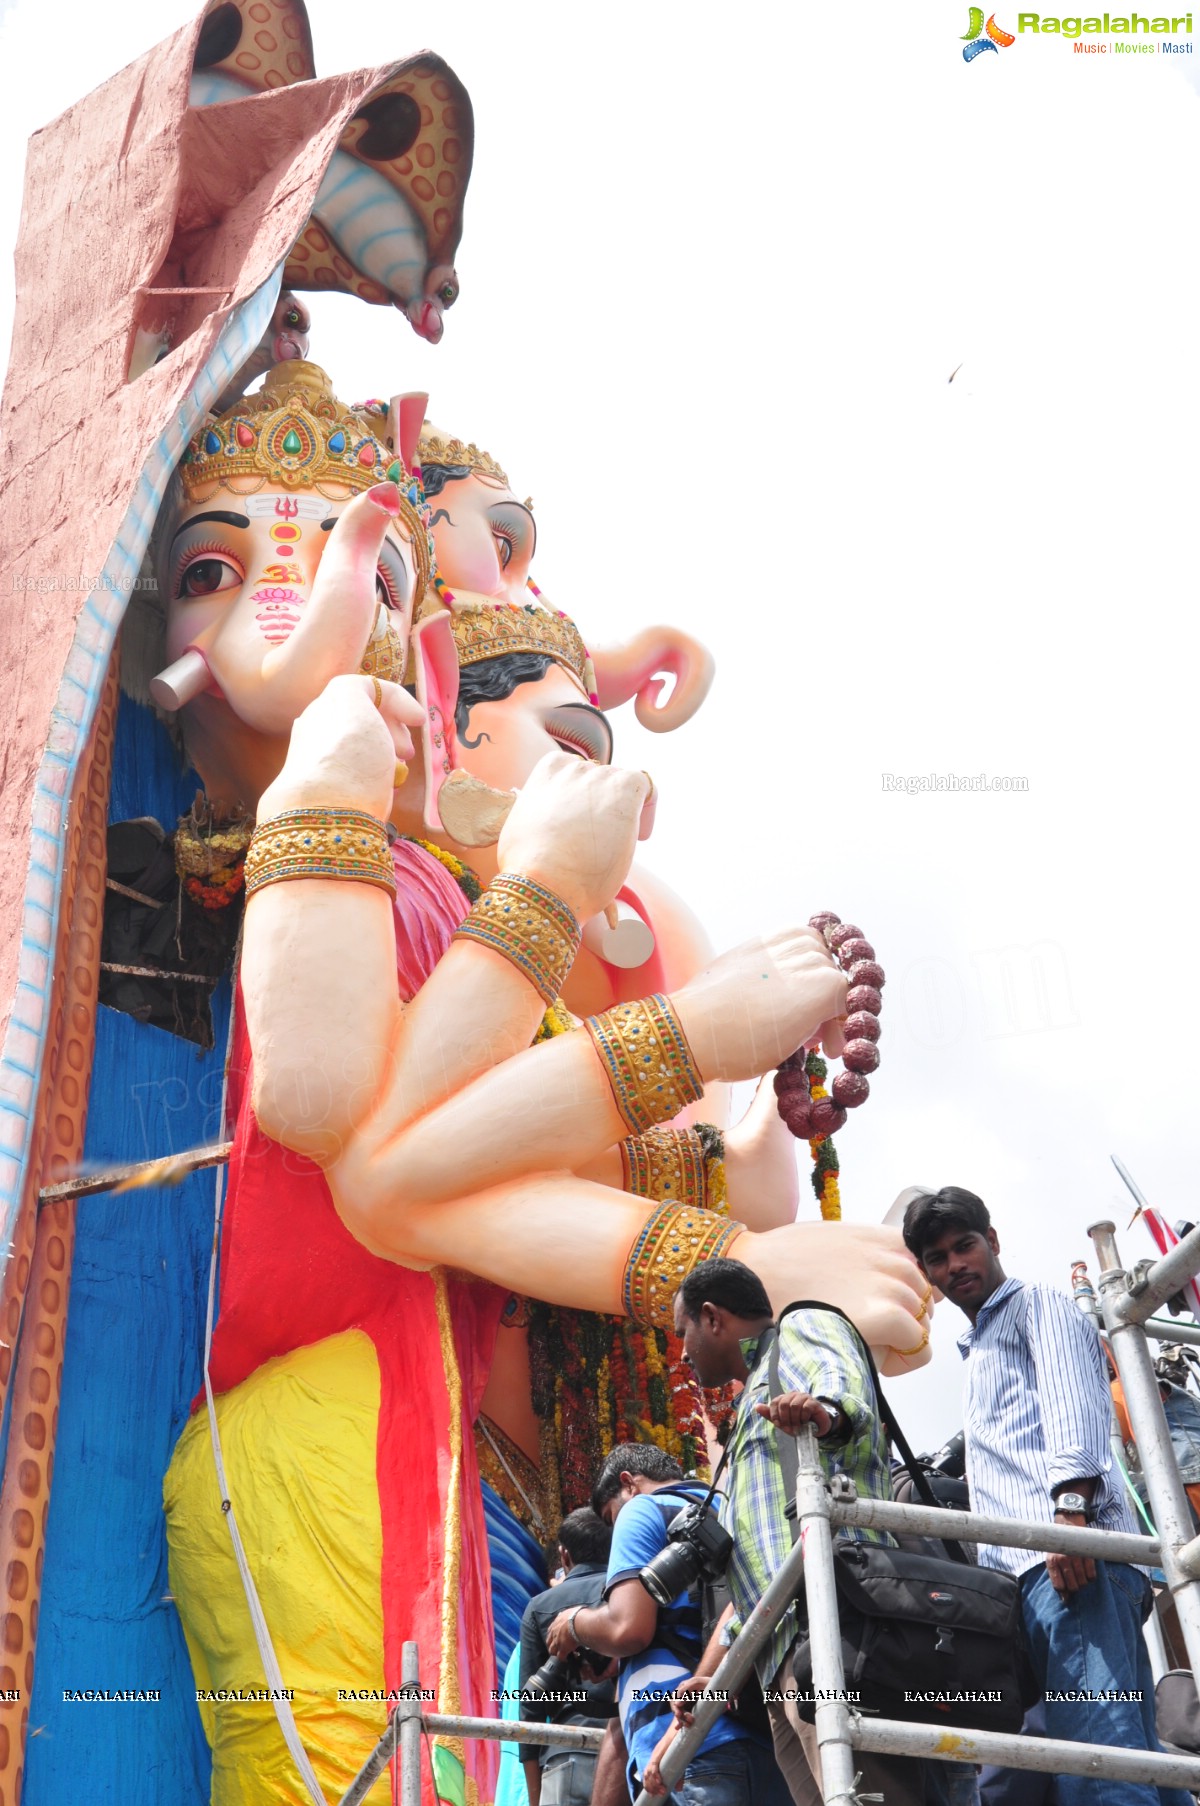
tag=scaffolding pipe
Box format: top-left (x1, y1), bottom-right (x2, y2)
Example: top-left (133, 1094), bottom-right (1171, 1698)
top-left (1091, 1219), bottom-right (1200, 1678)
top-left (339, 1704), bottom-right (605, 1806)
top-left (1145, 1316), bottom-right (1200, 1348)
top-left (423, 1714), bottom-right (602, 1748)
top-left (851, 1715), bottom-right (1200, 1787)
top-left (795, 1426), bottom-right (859, 1803)
top-left (828, 1495), bottom-right (1160, 1565)
top-left (1105, 1221), bottom-right (1200, 1327)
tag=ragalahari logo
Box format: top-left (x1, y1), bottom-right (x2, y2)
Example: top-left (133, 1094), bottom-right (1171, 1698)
top-left (962, 7), bottom-right (1017, 56)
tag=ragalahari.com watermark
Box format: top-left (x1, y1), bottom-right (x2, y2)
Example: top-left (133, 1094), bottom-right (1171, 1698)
top-left (882, 772), bottom-right (1029, 794)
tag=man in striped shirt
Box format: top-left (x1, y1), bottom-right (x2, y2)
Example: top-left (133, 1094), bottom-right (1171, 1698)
top-left (672, 1257), bottom-right (927, 1806)
top-left (905, 1185), bottom-right (1193, 1806)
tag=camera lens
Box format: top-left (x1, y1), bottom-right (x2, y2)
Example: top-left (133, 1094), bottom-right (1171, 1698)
top-left (524, 1656), bottom-right (567, 1696)
top-left (639, 1539), bottom-right (702, 1608)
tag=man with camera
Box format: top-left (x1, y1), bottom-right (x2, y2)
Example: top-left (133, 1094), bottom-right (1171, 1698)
top-left (546, 1442), bottom-right (789, 1804)
top-left (517, 1508), bottom-right (618, 1806)
top-left (671, 1257), bottom-right (928, 1806)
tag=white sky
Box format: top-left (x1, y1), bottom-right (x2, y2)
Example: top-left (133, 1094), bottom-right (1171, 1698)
top-left (1, 1), bottom-right (1198, 1444)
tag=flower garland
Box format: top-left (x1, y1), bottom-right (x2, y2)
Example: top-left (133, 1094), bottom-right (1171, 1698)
top-left (527, 1306), bottom-right (722, 1505)
top-left (173, 798), bottom-right (253, 912)
top-left (804, 1050), bottom-right (843, 1222)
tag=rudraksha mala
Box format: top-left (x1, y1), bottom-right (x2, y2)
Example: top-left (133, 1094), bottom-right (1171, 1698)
top-left (775, 912), bottom-right (885, 1140)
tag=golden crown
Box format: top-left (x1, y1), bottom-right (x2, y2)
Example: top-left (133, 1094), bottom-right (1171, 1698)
top-left (182, 361), bottom-right (404, 499)
top-left (416, 426), bottom-right (510, 488)
top-left (180, 361), bottom-right (432, 598)
top-left (447, 600), bottom-right (596, 699)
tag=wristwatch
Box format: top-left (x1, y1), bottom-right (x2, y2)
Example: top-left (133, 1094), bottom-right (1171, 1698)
top-left (1052, 1491), bottom-right (1094, 1521)
top-left (814, 1398), bottom-right (847, 1439)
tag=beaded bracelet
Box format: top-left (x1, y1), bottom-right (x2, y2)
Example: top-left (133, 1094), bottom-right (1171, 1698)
top-left (244, 808), bottom-right (396, 899)
top-left (452, 872), bottom-right (581, 1005)
top-left (622, 1200), bottom-right (744, 1330)
top-left (585, 994), bottom-right (704, 1137)
top-left (775, 912), bottom-right (885, 1141)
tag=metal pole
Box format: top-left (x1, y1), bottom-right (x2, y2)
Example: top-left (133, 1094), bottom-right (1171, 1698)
top-left (1144, 1316), bottom-right (1200, 1348)
top-left (337, 1644), bottom-right (425, 1806)
top-left (1105, 1222), bottom-right (1200, 1327)
top-left (794, 1426), bottom-right (860, 1805)
top-left (828, 1494), bottom-right (1160, 1564)
top-left (851, 1715), bottom-right (1200, 1787)
top-left (1090, 1220), bottom-right (1200, 1676)
top-left (399, 1643), bottom-right (422, 1806)
top-left (421, 1715), bottom-right (602, 1749)
top-left (339, 1711), bottom-right (604, 1805)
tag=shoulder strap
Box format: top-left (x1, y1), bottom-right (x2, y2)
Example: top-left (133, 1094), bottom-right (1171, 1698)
top-left (766, 1299), bottom-right (969, 1565)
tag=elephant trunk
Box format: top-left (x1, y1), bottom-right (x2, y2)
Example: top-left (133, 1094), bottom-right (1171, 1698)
top-left (591, 626), bottom-right (715, 733)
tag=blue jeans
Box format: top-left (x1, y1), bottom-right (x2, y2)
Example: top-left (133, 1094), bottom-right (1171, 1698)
top-left (663, 1734), bottom-right (792, 1806)
top-left (1020, 1561), bottom-right (1193, 1806)
top-left (926, 1758), bottom-right (982, 1805)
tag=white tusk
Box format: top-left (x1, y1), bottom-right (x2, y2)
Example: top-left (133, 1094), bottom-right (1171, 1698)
top-left (149, 649), bottom-right (211, 712)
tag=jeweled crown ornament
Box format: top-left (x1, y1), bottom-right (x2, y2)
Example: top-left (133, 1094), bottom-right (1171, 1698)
top-left (447, 600), bottom-right (596, 697)
top-left (416, 426), bottom-right (510, 488)
top-left (181, 360), bottom-right (406, 499)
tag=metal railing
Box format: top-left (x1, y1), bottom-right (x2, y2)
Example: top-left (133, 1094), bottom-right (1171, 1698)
top-left (344, 1214), bottom-right (1200, 1805)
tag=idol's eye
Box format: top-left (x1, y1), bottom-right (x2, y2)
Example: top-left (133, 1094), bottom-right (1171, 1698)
top-left (487, 504), bottom-right (534, 574)
top-left (285, 307), bottom-right (303, 329)
top-left (439, 281), bottom-right (457, 307)
top-left (176, 555), bottom-right (242, 600)
top-left (376, 547), bottom-right (411, 613)
top-left (545, 704), bottom-right (613, 765)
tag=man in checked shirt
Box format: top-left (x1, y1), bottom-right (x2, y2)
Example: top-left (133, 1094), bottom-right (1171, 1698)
top-left (671, 1257), bottom-right (928, 1806)
top-left (905, 1185), bottom-right (1193, 1806)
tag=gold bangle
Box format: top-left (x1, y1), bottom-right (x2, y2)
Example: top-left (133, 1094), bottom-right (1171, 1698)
top-left (452, 872), bottom-right (580, 1005)
top-left (622, 1201), bottom-right (744, 1330)
top-left (620, 1127), bottom-right (711, 1210)
top-left (245, 808), bottom-right (396, 899)
top-left (585, 994), bottom-right (703, 1136)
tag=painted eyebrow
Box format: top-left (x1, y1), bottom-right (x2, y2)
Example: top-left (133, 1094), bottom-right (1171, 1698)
top-left (321, 519), bottom-right (337, 531)
top-left (170, 510), bottom-right (250, 548)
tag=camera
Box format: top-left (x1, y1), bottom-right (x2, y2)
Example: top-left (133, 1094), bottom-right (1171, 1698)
top-left (926, 1429), bottom-right (966, 1479)
top-left (523, 1652), bottom-right (603, 1699)
top-left (638, 1500), bottom-right (733, 1607)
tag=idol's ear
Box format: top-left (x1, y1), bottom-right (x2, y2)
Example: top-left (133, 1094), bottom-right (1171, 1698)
top-left (390, 391), bottom-right (428, 476)
top-left (412, 608), bottom-right (459, 830)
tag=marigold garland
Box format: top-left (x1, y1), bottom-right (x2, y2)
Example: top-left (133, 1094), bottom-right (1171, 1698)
top-left (805, 1050), bottom-right (843, 1222)
top-left (173, 798), bottom-right (254, 912)
top-left (528, 1306), bottom-right (721, 1505)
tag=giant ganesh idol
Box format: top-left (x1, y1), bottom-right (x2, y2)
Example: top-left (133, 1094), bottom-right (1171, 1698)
top-left (395, 428), bottom-right (823, 1578)
top-left (127, 359), bottom-right (933, 1804)
top-left (0, 21), bottom-right (931, 1790)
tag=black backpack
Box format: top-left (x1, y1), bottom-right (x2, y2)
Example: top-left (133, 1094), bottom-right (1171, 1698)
top-left (767, 1300), bottom-right (1038, 1734)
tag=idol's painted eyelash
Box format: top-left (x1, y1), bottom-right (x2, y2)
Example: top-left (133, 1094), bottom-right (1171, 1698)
top-left (172, 541), bottom-right (244, 594)
top-left (550, 727), bottom-right (592, 758)
top-left (376, 562), bottom-right (403, 609)
top-left (549, 720), bottom-right (604, 761)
